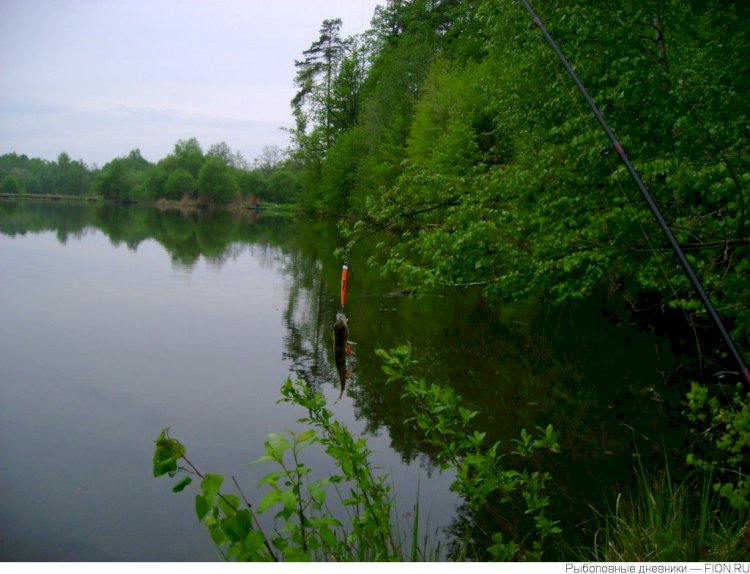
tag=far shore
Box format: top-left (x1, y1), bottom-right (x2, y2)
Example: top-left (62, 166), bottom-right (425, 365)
top-left (0, 192), bottom-right (295, 215)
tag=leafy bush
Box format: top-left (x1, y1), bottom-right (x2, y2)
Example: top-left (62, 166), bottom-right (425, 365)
top-left (377, 344), bottom-right (561, 560)
top-left (153, 378), bottom-right (416, 561)
top-left (686, 381), bottom-right (750, 511)
top-left (153, 349), bottom-right (561, 561)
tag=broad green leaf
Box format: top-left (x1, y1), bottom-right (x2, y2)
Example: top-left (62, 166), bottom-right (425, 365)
top-left (172, 476), bottom-right (192, 493)
top-left (218, 494), bottom-right (240, 514)
top-left (258, 490), bottom-right (281, 513)
top-left (257, 470), bottom-right (286, 489)
top-left (208, 522), bottom-right (226, 545)
top-left (296, 429), bottom-right (316, 444)
top-left (280, 489), bottom-right (297, 512)
top-left (195, 494), bottom-right (211, 521)
top-left (152, 456), bottom-right (178, 478)
top-left (308, 482), bottom-right (326, 505)
top-left (200, 473), bottom-right (224, 500)
top-left (223, 510), bottom-right (253, 543)
top-left (265, 433), bottom-right (291, 462)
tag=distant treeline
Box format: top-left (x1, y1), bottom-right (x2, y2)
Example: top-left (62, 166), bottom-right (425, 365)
top-left (0, 139), bottom-right (301, 205)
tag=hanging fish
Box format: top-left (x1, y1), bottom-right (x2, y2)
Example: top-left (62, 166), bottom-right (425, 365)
top-left (333, 311), bottom-right (352, 403)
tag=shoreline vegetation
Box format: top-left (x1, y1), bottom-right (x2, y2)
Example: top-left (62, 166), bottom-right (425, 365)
top-left (5, 0), bottom-right (749, 562)
top-left (0, 191), bottom-right (296, 216)
top-left (153, 363), bottom-right (750, 562)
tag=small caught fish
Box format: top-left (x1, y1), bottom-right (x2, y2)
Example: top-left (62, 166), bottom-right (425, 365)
top-left (333, 311), bottom-right (353, 403)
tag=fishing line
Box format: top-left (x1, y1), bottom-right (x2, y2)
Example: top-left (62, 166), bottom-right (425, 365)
top-left (517, 0), bottom-right (750, 387)
top-left (537, 8), bottom-right (703, 367)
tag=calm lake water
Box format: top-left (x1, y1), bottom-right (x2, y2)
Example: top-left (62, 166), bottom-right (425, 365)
top-left (0, 200), bottom-right (696, 561)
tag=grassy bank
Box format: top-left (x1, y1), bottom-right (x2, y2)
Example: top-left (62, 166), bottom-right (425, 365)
top-left (582, 468), bottom-right (748, 561)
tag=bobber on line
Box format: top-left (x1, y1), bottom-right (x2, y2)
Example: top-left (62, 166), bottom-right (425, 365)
top-left (340, 264), bottom-right (349, 308)
top-left (333, 263), bottom-right (353, 403)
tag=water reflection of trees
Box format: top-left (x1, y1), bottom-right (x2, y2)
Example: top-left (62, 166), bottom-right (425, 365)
top-left (0, 199), bottom-right (353, 408)
top-left (1, 200), bottom-right (700, 552)
top-left (0, 200), bottom-right (295, 269)
top-left (278, 221), bottom-right (344, 393)
top-left (282, 254), bottom-right (330, 390)
top-left (0, 199), bottom-right (93, 242)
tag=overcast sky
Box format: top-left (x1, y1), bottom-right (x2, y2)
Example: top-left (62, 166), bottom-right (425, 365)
top-left (0, 0), bottom-right (381, 167)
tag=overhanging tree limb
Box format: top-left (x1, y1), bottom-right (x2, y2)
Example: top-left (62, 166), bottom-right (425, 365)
top-left (517, 0), bottom-right (750, 387)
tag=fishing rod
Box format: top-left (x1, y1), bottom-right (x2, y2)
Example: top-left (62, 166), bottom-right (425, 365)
top-left (517, 0), bottom-right (750, 388)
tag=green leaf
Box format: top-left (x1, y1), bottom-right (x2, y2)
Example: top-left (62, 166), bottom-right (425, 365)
top-left (195, 494), bottom-right (211, 521)
top-left (208, 522), bottom-right (226, 545)
top-left (296, 429), bottom-right (316, 444)
top-left (153, 429), bottom-right (186, 477)
top-left (153, 430), bottom-right (186, 477)
top-left (172, 476), bottom-right (192, 493)
top-left (251, 454), bottom-right (276, 465)
top-left (257, 470), bottom-right (286, 489)
top-left (280, 489), bottom-right (297, 512)
top-left (201, 473), bottom-right (224, 500)
top-left (319, 524), bottom-right (337, 548)
top-left (258, 490), bottom-right (281, 513)
top-left (308, 482), bottom-right (326, 505)
top-left (152, 456), bottom-right (179, 478)
top-left (223, 510), bottom-right (253, 543)
top-left (218, 494), bottom-right (240, 514)
top-left (265, 433), bottom-right (291, 462)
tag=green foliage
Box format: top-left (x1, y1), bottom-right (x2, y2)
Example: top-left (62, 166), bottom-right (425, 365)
top-left (94, 150), bottom-right (152, 200)
top-left (169, 138), bottom-right (204, 179)
top-left (686, 382), bottom-right (750, 510)
top-left (197, 157), bottom-right (237, 205)
top-left (1, 139), bottom-right (284, 207)
top-left (265, 171), bottom-right (301, 205)
top-left (295, 0), bottom-right (749, 352)
top-left (1, 174), bottom-right (22, 194)
top-left (154, 352), bottom-right (561, 561)
top-left (237, 170), bottom-right (267, 201)
top-left (55, 152), bottom-right (93, 196)
top-left (153, 427), bottom-right (186, 478)
top-left (0, 154), bottom-right (38, 194)
top-left (152, 380), bottom-right (406, 561)
top-left (278, 379), bottom-right (406, 561)
top-left (376, 344), bottom-right (561, 560)
top-left (0, 152), bottom-right (92, 196)
top-left (586, 465), bottom-right (747, 562)
top-left (291, 18), bottom-right (348, 160)
top-left (311, 127), bottom-right (367, 212)
top-left (143, 166), bottom-right (169, 200)
top-left (164, 168), bottom-right (196, 200)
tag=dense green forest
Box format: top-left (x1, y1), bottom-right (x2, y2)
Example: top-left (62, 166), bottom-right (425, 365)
top-left (281, 1), bottom-right (750, 557)
top-left (0, 140), bottom-right (301, 205)
top-left (287, 0), bottom-right (749, 364)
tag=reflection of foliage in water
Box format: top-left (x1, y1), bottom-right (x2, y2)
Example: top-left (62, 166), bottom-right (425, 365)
top-left (277, 220), bottom-right (345, 392)
top-left (0, 200), bottom-right (294, 268)
top-left (0, 200), bottom-right (708, 551)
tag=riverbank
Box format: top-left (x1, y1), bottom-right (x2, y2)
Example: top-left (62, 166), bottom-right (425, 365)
top-left (0, 192), bottom-right (102, 203)
top-left (1, 192), bottom-right (297, 215)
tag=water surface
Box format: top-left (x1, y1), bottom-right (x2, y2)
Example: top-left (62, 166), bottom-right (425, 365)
top-left (0, 201), bottom-right (694, 560)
